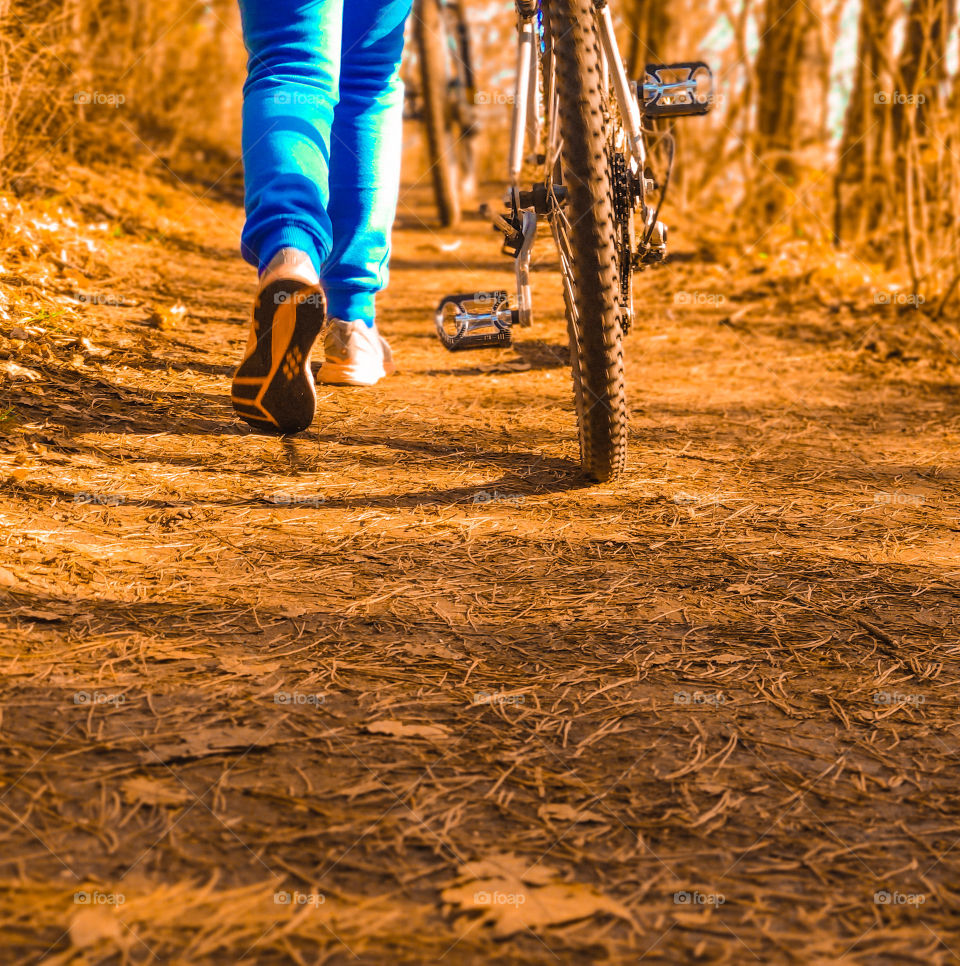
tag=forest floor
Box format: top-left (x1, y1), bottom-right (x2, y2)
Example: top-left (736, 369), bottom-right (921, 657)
top-left (1, 159), bottom-right (960, 964)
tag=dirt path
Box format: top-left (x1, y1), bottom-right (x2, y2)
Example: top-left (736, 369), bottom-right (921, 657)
top-left (1, 165), bottom-right (960, 963)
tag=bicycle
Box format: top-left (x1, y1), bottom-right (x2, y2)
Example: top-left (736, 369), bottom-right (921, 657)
top-left (406, 0), bottom-right (479, 227)
top-left (433, 0), bottom-right (712, 481)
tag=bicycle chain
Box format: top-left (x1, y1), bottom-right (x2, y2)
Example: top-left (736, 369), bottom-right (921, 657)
top-left (610, 150), bottom-right (633, 334)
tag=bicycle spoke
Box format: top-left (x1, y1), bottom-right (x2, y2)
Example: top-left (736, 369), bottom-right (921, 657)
top-left (550, 214), bottom-right (579, 327)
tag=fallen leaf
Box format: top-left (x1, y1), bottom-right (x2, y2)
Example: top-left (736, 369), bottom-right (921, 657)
top-left (77, 337), bottom-right (111, 358)
top-left (278, 603), bottom-right (308, 618)
top-left (433, 599), bottom-right (465, 620)
top-left (217, 656), bottom-right (283, 675)
top-left (69, 906), bottom-right (125, 949)
top-left (14, 608), bottom-right (68, 622)
top-left (147, 303), bottom-right (187, 330)
top-left (457, 852), bottom-right (553, 886)
top-left (144, 725), bottom-right (272, 763)
top-left (0, 360), bottom-right (41, 382)
top-left (442, 852), bottom-right (634, 937)
top-left (364, 719), bottom-right (450, 741)
top-left (121, 775), bottom-right (192, 807)
top-left (537, 803), bottom-right (608, 825)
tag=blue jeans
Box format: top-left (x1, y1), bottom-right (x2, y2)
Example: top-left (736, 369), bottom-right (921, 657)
top-left (237, 0), bottom-right (412, 323)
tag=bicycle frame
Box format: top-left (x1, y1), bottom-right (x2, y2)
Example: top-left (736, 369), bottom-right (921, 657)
top-left (505, 2), bottom-right (646, 330)
top-left (433, 0), bottom-right (712, 351)
top-left (508, 4), bottom-right (645, 192)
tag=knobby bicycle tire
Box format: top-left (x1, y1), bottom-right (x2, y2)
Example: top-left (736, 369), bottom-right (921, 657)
top-left (544, 0), bottom-right (628, 481)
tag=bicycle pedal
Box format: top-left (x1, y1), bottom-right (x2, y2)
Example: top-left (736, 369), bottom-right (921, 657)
top-left (639, 62), bottom-right (713, 118)
top-left (435, 291), bottom-right (517, 351)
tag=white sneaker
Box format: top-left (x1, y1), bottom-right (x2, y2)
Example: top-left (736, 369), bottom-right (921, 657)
top-left (317, 318), bottom-right (396, 386)
top-left (259, 247), bottom-right (320, 288)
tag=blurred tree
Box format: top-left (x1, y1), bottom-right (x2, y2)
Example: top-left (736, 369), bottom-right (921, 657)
top-left (894, 0), bottom-right (956, 293)
top-left (625, 0), bottom-right (672, 78)
top-left (893, 0), bottom-right (953, 140)
top-left (834, 0), bottom-right (893, 245)
top-left (753, 0), bottom-right (831, 217)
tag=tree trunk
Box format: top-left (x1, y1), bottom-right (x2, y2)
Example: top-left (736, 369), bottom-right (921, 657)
top-left (625, 0), bottom-right (671, 79)
top-left (834, 0), bottom-right (893, 244)
top-left (753, 0), bottom-right (830, 216)
top-left (893, 0), bottom-right (951, 142)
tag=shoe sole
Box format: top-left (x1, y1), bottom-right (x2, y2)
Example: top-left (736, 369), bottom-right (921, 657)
top-left (231, 281), bottom-right (326, 433)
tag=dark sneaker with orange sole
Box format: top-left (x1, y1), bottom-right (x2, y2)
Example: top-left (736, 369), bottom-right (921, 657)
top-left (231, 280), bottom-right (327, 434)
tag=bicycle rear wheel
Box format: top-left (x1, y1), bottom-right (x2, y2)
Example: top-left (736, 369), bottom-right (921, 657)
top-left (543, 0), bottom-right (627, 482)
top-left (416, 0), bottom-right (461, 227)
top-left (449, 1), bottom-right (478, 201)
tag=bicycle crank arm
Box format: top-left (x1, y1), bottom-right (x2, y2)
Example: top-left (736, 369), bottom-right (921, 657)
top-left (514, 209), bottom-right (537, 327)
top-left (639, 62), bottom-right (714, 118)
top-left (435, 291), bottom-right (517, 351)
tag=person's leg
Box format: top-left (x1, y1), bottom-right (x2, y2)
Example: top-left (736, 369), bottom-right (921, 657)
top-left (322, 0), bottom-right (412, 324)
top-left (237, 0), bottom-right (343, 278)
top-left (315, 0), bottom-right (411, 386)
top-left (231, 0), bottom-right (340, 433)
